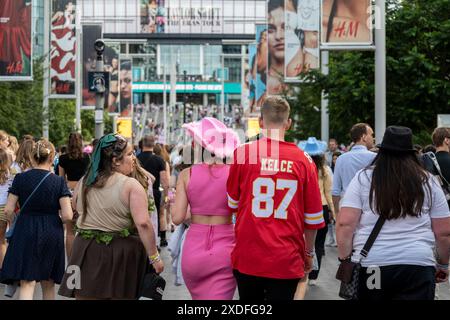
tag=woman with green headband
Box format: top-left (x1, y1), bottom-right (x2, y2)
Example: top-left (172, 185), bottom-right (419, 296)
top-left (58, 134), bottom-right (164, 300)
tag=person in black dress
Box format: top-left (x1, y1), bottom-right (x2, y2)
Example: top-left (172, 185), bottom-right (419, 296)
top-left (1, 139), bottom-right (73, 300)
top-left (58, 132), bottom-right (90, 258)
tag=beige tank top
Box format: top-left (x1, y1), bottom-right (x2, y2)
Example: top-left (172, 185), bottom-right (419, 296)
top-left (76, 173), bottom-right (133, 232)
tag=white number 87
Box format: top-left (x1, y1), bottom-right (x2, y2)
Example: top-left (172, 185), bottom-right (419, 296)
top-left (252, 177), bottom-right (298, 219)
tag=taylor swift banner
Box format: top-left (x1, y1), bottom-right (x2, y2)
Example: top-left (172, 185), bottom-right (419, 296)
top-left (0, 0), bottom-right (33, 80)
top-left (50, 0), bottom-right (76, 97)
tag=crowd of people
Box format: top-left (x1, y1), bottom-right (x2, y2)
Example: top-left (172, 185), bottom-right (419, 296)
top-left (0, 96), bottom-right (449, 300)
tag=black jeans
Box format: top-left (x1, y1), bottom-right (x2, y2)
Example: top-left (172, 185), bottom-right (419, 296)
top-left (358, 265), bottom-right (435, 300)
top-left (233, 270), bottom-right (300, 301)
top-left (309, 206), bottom-right (330, 280)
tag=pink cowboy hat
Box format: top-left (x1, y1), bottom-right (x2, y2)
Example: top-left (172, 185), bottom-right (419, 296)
top-left (182, 117), bottom-right (240, 159)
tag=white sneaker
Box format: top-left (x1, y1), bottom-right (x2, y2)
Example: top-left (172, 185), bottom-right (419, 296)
top-left (308, 279), bottom-right (317, 286)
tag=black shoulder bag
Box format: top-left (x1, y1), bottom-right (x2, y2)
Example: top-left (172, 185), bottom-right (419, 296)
top-left (424, 152), bottom-right (450, 203)
top-left (336, 216), bottom-right (385, 300)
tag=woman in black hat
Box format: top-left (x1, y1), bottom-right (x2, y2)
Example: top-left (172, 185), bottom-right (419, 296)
top-left (336, 126), bottom-right (450, 300)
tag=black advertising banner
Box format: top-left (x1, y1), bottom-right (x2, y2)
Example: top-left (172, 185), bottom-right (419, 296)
top-left (321, 0), bottom-right (373, 45)
top-left (88, 71), bottom-right (110, 93)
top-left (81, 24), bottom-right (102, 107)
top-left (50, 0), bottom-right (76, 96)
top-left (0, 0), bottom-right (32, 80)
top-left (119, 58), bottom-right (132, 117)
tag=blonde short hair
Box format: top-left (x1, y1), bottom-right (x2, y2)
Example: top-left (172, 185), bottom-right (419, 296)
top-left (261, 96), bottom-right (290, 124)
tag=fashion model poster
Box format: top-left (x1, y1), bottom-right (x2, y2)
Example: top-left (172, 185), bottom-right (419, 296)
top-left (322, 0), bottom-right (373, 45)
top-left (104, 43), bottom-right (120, 114)
top-left (0, 0), bottom-right (32, 80)
top-left (50, 0), bottom-right (76, 96)
top-left (255, 24), bottom-right (267, 111)
top-left (81, 24), bottom-right (102, 107)
top-left (285, 0), bottom-right (320, 79)
top-left (119, 58), bottom-right (132, 117)
top-left (267, 0), bottom-right (287, 95)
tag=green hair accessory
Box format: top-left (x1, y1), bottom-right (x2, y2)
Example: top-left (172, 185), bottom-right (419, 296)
top-left (85, 134), bottom-right (118, 186)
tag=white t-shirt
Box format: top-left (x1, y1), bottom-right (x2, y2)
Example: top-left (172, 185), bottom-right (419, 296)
top-left (342, 169), bottom-right (450, 267)
top-left (0, 174), bottom-right (14, 206)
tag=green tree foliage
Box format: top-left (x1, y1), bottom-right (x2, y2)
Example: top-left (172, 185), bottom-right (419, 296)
top-left (0, 60), bottom-right (113, 147)
top-left (289, 0), bottom-right (450, 146)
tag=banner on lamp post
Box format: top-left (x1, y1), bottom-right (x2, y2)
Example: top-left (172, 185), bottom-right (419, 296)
top-left (0, 0), bottom-right (33, 81)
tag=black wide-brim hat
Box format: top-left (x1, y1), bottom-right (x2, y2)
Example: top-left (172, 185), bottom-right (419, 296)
top-left (376, 126), bottom-right (416, 152)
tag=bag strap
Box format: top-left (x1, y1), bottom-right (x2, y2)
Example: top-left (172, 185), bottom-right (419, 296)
top-left (425, 152), bottom-right (450, 187)
top-left (359, 216), bottom-right (386, 260)
top-left (19, 172), bottom-right (52, 212)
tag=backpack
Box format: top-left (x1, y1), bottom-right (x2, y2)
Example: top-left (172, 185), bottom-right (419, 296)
top-left (422, 152), bottom-right (450, 204)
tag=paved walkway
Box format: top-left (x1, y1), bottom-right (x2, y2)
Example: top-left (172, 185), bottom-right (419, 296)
top-left (1, 240), bottom-right (449, 300)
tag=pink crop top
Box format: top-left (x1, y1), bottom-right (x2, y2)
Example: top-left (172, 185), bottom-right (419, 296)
top-left (187, 164), bottom-right (231, 216)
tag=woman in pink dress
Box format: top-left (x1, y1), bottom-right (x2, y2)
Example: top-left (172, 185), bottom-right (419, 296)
top-left (173, 117), bottom-right (240, 300)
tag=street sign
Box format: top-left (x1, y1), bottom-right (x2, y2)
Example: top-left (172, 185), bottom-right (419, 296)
top-left (88, 71), bottom-right (110, 93)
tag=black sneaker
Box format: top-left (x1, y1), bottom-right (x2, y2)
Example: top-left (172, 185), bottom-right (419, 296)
top-left (160, 239), bottom-right (168, 247)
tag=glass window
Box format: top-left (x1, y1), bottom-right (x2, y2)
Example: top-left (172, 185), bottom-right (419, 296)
top-left (120, 43), bottom-right (127, 54)
top-left (225, 57), bottom-right (241, 83)
top-left (83, 0), bottom-right (94, 17)
top-left (223, 45), bottom-right (241, 54)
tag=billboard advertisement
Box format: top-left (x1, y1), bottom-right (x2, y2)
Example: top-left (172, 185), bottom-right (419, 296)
top-left (50, 0), bottom-right (76, 96)
top-left (255, 24), bottom-right (267, 111)
top-left (285, 0), bottom-right (320, 79)
top-left (119, 58), bottom-right (132, 117)
top-left (321, 0), bottom-right (373, 46)
top-left (267, 0), bottom-right (286, 95)
top-left (81, 24), bottom-right (102, 108)
top-left (0, 0), bottom-right (32, 80)
top-left (140, 0), bottom-right (222, 34)
top-left (104, 42), bottom-right (120, 114)
top-left (140, 0), bottom-right (166, 33)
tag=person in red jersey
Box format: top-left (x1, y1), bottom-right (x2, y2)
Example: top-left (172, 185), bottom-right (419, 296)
top-left (227, 96), bottom-right (325, 300)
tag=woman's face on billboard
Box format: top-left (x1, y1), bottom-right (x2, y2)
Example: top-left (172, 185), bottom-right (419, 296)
top-left (268, 7), bottom-right (285, 63)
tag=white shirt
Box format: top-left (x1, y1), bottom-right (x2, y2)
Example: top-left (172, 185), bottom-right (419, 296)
top-left (0, 174), bottom-right (14, 206)
top-left (332, 145), bottom-right (376, 196)
top-left (342, 169), bottom-right (450, 267)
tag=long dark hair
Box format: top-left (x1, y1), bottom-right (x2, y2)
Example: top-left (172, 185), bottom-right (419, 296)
top-left (80, 137), bottom-right (128, 222)
top-left (366, 150), bottom-right (432, 220)
top-left (311, 154), bottom-right (326, 178)
top-left (67, 132), bottom-right (83, 160)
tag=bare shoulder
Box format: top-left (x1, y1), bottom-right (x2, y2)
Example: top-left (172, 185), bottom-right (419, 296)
top-left (179, 167), bottom-right (191, 181)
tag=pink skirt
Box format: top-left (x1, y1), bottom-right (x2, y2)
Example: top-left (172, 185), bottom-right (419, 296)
top-left (181, 223), bottom-right (236, 300)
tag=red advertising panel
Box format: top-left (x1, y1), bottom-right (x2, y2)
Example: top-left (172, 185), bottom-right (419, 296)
top-left (50, 0), bottom-right (76, 96)
top-left (0, 0), bottom-right (32, 80)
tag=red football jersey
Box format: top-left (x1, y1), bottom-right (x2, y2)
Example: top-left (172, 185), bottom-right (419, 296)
top-left (227, 137), bottom-right (325, 279)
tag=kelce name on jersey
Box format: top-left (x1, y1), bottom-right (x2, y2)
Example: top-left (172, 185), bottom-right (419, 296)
top-left (261, 158), bottom-right (293, 173)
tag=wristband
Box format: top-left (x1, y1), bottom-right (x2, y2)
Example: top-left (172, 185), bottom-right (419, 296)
top-left (305, 249), bottom-right (315, 258)
top-left (149, 253), bottom-right (161, 264)
top-left (436, 262), bottom-right (449, 270)
top-left (338, 256), bottom-right (352, 262)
